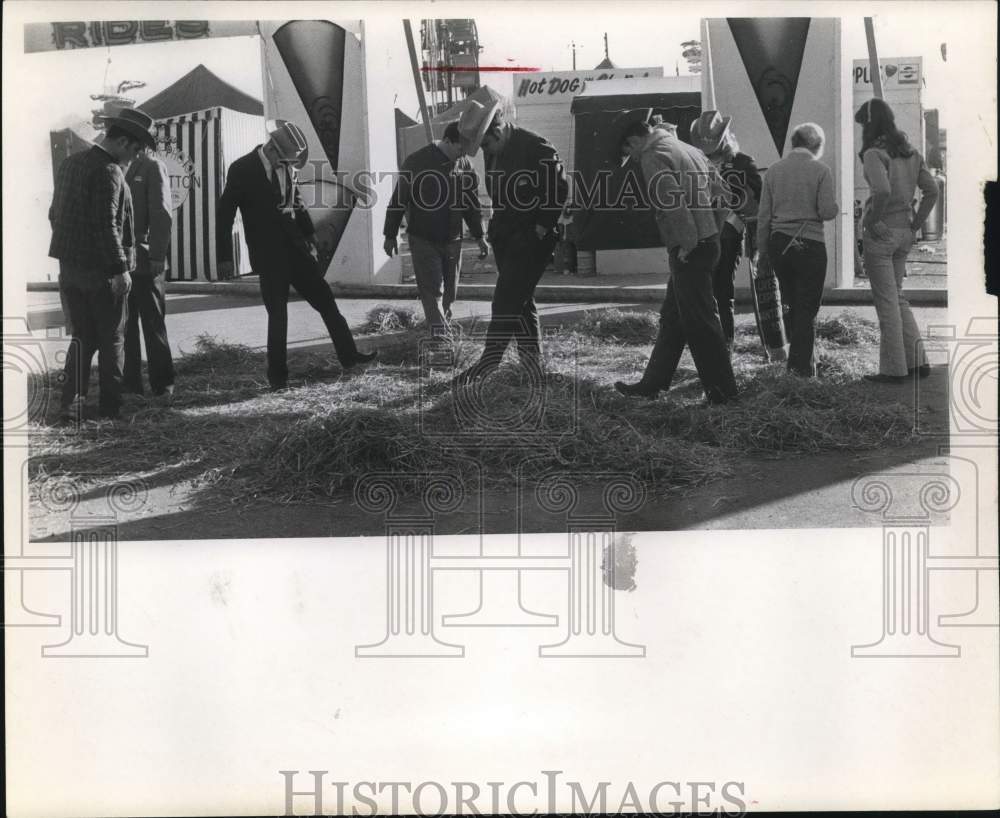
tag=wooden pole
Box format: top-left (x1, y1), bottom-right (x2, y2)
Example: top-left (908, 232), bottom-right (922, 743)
top-left (864, 17), bottom-right (883, 99)
top-left (700, 19), bottom-right (717, 111)
top-left (403, 19), bottom-right (434, 145)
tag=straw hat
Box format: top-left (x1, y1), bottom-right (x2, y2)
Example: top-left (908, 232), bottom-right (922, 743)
top-left (267, 119), bottom-right (310, 169)
top-left (457, 99), bottom-right (501, 155)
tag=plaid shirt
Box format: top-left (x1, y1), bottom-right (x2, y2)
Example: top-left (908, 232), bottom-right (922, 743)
top-left (49, 145), bottom-right (135, 287)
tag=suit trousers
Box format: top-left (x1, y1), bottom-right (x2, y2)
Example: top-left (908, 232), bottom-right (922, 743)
top-left (123, 272), bottom-right (175, 394)
top-left (769, 232), bottom-right (827, 377)
top-left (641, 236), bottom-right (738, 404)
top-left (59, 269), bottom-right (129, 417)
top-left (257, 247), bottom-right (358, 386)
top-left (480, 229), bottom-right (558, 367)
top-left (408, 234), bottom-right (463, 336)
top-left (712, 222), bottom-right (743, 343)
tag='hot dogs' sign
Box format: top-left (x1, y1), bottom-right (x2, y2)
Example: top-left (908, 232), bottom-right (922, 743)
top-left (514, 67), bottom-right (664, 104)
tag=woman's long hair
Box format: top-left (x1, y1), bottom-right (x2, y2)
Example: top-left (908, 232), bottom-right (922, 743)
top-left (855, 98), bottom-right (914, 160)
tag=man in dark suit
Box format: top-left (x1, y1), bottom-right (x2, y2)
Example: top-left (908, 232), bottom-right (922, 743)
top-left (49, 107), bottom-right (154, 420)
top-left (123, 149), bottom-right (175, 396)
top-left (216, 120), bottom-right (376, 390)
top-left (453, 101), bottom-right (568, 383)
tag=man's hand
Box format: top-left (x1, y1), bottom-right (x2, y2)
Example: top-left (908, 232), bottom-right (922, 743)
top-left (677, 242), bottom-right (697, 263)
top-left (384, 236), bottom-right (398, 258)
top-left (534, 224), bottom-right (549, 240)
top-left (476, 237), bottom-right (490, 259)
top-left (218, 261), bottom-right (235, 278)
top-left (110, 271), bottom-right (132, 299)
top-left (306, 237), bottom-right (320, 261)
top-left (149, 259), bottom-right (166, 276)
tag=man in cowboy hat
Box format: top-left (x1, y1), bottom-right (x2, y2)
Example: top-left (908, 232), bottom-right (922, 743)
top-left (123, 144), bottom-right (176, 398)
top-left (689, 109), bottom-right (762, 352)
top-left (49, 106), bottom-right (156, 420)
top-left (217, 119), bottom-right (376, 390)
top-left (612, 111), bottom-right (738, 405)
top-left (453, 98), bottom-right (568, 383)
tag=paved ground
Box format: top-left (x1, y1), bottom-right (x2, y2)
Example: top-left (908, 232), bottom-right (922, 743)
top-left (399, 234), bottom-right (948, 290)
top-left (25, 291), bottom-right (950, 540)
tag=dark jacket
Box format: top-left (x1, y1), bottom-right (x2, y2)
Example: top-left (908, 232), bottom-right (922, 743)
top-left (216, 146), bottom-right (315, 273)
top-left (719, 152), bottom-right (762, 220)
top-left (384, 142), bottom-right (483, 243)
top-left (484, 126), bottom-right (568, 242)
top-left (125, 153), bottom-right (173, 275)
top-left (48, 144), bottom-right (135, 280)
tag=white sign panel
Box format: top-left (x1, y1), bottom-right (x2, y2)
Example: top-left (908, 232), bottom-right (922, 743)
top-left (513, 66), bottom-right (664, 105)
top-left (852, 57), bottom-right (922, 92)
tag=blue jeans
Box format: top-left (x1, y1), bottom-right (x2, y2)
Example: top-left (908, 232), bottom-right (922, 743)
top-left (863, 226), bottom-right (926, 376)
top-left (59, 267), bottom-right (129, 417)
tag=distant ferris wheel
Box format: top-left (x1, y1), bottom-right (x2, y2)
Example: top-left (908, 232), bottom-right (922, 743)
top-left (420, 19), bottom-right (483, 114)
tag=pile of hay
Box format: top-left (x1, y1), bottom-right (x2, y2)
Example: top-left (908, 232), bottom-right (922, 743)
top-left (575, 308), bottom-right (659, 344)
top-left (238, 367), bottom-right (733, 502)
top-left (362, 304), bottom-right (424, 334)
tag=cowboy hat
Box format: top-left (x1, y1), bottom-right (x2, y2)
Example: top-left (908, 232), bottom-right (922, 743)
top-left (458, 99), bottom-right (502, 155)
top-left (689, 110), bottom-right (733, 155)
top-left (267, 119), bottom-right (310, 169)
top-left (611, 108), bottom-right (655, 165)
top-left (102, 107), bottom-right (157, 151)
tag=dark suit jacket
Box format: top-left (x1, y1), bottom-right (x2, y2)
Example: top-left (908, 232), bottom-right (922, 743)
top-left (216, 146), bottom-right (315, 273)
top-left (126, 153), bottom-right (172, 275)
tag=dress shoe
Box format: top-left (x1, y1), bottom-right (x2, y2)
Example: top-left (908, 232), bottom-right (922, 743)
top-left (451, 361), bottom-right (497, 387)
top-left (268, 382), bottom-right (289, 393)
top-left (152, 384), bottom-right (175, 397)
top-left (346, 350), bottom-right (378, 369)
top-left (863, 373), bottom-right (906, 385)
top-left (614, 380), bottom-right (660, 398)
top-left (908, 364), bottom-right (931, 379)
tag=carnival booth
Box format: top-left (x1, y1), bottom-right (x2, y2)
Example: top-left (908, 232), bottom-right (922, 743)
top-left (138, 64), bottom-right (266, 282)
top-left (569, 76), bottom-right (701, 274)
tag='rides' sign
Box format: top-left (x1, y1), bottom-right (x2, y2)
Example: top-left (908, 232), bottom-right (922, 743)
top-left (24, 20), bottom-right (259, 53)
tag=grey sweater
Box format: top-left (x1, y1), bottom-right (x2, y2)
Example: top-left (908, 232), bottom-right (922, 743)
top-left (757, 149), bottom-right (838, 249)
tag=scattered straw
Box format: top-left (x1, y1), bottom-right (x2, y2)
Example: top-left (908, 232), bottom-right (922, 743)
top-left (27, 309), bottom-right (917, 508)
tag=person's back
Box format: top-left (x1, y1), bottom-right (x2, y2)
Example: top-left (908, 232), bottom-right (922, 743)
top-left (861, 141), bottom-right (933, 228)
top-left (636, 128), bottom-right (720, 251)
top-left (760, 150), bottom-right (837, 244)
top-left (49, 145), bottom-right (135, 275)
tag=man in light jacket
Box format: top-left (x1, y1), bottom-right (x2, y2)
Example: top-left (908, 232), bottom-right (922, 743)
top-left (123, 149), bottom-right (176, 396)
top-left (614, 114), bottom-right (738, 405)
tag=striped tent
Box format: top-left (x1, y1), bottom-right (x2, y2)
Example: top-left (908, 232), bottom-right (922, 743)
top-left (155, 106), bottom-right (264, 281)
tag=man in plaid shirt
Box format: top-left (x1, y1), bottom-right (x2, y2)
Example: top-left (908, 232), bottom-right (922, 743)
top-left (49, 108), bottom-right (156, 420)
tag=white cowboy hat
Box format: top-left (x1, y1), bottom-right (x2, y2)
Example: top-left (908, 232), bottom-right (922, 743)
top-left (457, 99), bottom-right (502, 155)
